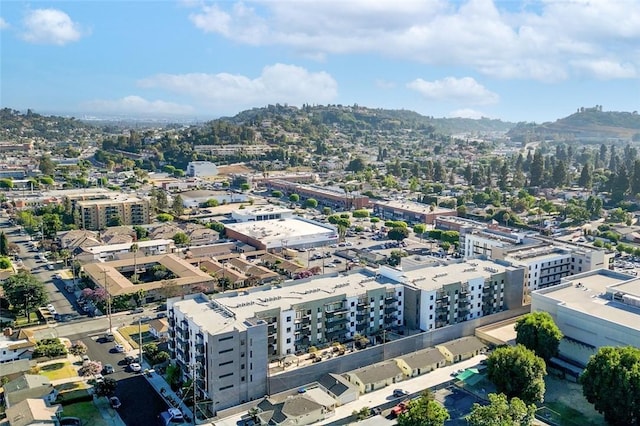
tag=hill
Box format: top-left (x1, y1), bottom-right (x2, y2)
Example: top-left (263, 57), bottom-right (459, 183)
top-left (507, 106), bottom-right (640, 142)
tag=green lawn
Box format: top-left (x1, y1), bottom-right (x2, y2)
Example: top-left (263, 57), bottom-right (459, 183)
top-left (40, 361), bottom-right (78, 381)
top-left (60, 401), bottom-right (109, 426)
top-left (544, 401), bottom-right (603, 426)
top-left (118, 324), bottom-right (154, 349)
top-left (14, 311), bottom-right (40, 326)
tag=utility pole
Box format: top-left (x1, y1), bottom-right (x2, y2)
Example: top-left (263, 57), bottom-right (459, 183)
top-left (192, 362), bottom-right (198, 425)
top-left (105, 270), bottom-right (112, 332)
top-left (138, 317), bottom-right (143, 363)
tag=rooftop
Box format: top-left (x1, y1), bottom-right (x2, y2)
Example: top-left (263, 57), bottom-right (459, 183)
top-left (225, 217), bottom-right (336, 244)
top-left (533, 269), bottom-right (640, 331)
top-left (86, 239), bottom-right (173, 255)
top-left (171, 270), bottom-right (398, 335)
top-left (373, 200), bottom-right (456, 215)
top-left (76, 196), bottom-right (145, 206)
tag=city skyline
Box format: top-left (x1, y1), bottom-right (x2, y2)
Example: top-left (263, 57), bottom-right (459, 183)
top-left (1, 0), bottom-right (639, 122)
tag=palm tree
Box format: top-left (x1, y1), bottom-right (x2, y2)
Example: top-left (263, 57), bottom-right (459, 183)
top-left (130, 243), bottom-right (139, 283)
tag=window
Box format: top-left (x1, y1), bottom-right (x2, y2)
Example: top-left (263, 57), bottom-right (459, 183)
top-left (286, 338), bottom-right (291, 344)
top-left (286, 327), bottom-right (291, 333)
top-left (219, 348), bottom-right (233, 354)
top-left (399, 291), bottom-right (402, 297)
top-left (430, 305), bottom-right (433, 310)
top-left (241, 364), bottom-right (245, 369)
top-left (220, 385), bottom-right (234, 390)
top-left (219, 336), bottom-right (233, 342)
top-left (218, 361), bottom-right (233, 367)
top-left (219, 372), bottom-right (233, 378)
top-left (286, 316), bottom-right (291, 322)
top-left (351, 301), bottom-right (355, 307)
top-left (430, 294), bottom-right (434, 300)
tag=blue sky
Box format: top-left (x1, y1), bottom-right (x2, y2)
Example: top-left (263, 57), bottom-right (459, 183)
top-left (1, 0), bottom-right (639, 123)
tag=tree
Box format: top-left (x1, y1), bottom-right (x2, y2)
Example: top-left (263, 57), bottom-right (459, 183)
top-left (578, 164), bottom-right (593, 189)
top-left (305, 198), bottom-right (318, 208)
top-left (352, 209), bottom-right (369, 218)
top-left (289, 193), bottom-right (300, 203)
top-left (271, 190), bottom-right (283, 198)
top-left (240, 182), bottom-right (251, 191)
top-left (172, 232), bottom-right (190, 246)
top-left (346, 157), bottom-right (366, 173)
top-left (0, 231), bottom-right (8, 256)
top-left (157, 213), bottom-right (174, 222)
top-left (171, 195), bottom-right (184, 217)
top-left (38, 155), bottom-right (56, 176)
top-left (94, 377), bottom-right (117, 398)
top-left (107, 215), bottom-right (123, 227)
top-left (580, 346), bottom-right (640, 425)
top-left (69, 341), bottom-right (88, 356)
top-left (515, 311), bottom-right (563, 361)
top-left (79, 361), bottom-right (103, 377)
top-left (388, 226), bottom-right (410, 241)
top-left (0, 257), bottom-right (11, 269)
top-left (2, 271), bottom-right (48, 318)
top-left (413, 224), bottom-right (426, 239)
top-left (486, 344), bottom-right (546, 404)
top-left (466, 393), bottom-right (536, 426)
top-left (397, 391), bottom-right (450, 426)
top-left (133, 226), bottom-right (148, 240)
top-left (529, 150), bottom-right (544, 187)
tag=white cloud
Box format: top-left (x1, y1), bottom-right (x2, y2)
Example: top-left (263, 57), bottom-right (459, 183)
top-left (21, 9), bottom-right (84, 45)
top-left (138, 63), bottom-right (338, 109)
top-left (0, 17), bottom-right (9, 30)
top-left (407, 77), bottom-right (499, 105)
top-left (448, 108), bottom-right (487, 119)
top-left (83, 96), bottom-right (195, 116)
top-left (187, 0), bottom-right (640, 81)
top-left (571, 59), bottom-right (637, 80)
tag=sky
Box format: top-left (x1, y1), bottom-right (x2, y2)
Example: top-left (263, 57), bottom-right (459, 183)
top-left (1, 0), bottom-right (639, 123)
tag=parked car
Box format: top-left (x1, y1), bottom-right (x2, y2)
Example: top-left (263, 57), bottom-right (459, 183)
top-left (114, 344), bottom-right (125, 353)
top-left (129, 362), bottom-right (142, 372)
top-left (103, 364), bottom-right (115, 374)
top-left (109, 396), bottom-right (122, 409)
top-left (132, 307), bottom-right (144, 314)
top-left (156, 312), bottom-right (167, 318)
top-left (124, 355), bottom-right (136, 365)
top-left (393, 389), bottom-right (409, 398)
top-left (82, 355), bottom-right (90, 363)
top-left (104, 332), bottom-right (115, 342)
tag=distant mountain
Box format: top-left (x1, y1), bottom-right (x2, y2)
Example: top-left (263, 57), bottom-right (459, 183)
top-left (507, 106), bottom-right (640, 142)
top-left (223, 104), bottom-right (515, 135)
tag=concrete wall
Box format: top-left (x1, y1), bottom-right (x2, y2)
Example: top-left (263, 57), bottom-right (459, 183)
top-left (268, 306), bottom-right (529, 394)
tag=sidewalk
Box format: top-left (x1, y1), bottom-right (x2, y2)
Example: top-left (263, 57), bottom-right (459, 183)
top-left (140, 358), bottom-right (196, 425)
top-left (93, 395), bottom-right (127, 426)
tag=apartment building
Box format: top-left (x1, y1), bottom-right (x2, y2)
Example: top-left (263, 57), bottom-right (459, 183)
top-left (463, 228), bottom-right (533, 259)
top-left (372, 200), bottom-right (457, 225)
top-left (186, 161), bottom-right (218, 178)
top-left (379, 259), bottom-right (525, 331)
top-left (492, 241), bottom-right (614, 293)
top-left (231, 205), bottom-right (294, 222)
top-left (75, 197), bottom-right (150, 230)
top-left (265, 179), bottom-right (369, 210)
top-left (167, 272), bottom-right (403, 411)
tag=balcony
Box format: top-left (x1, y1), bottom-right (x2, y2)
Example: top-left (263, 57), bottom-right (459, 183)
top-left (325, 328), bottom-right (346, 340)
top-left (384, 316), bottom-right (395, 325)
top-left (356, 323), bottom-right (367, 332)
top-left (384, 295), bottom-right (396, 304)
top-left (196, 342), bottom-right (205, 353)
top-left (326, 316), bottom-right (349, 326)
top-left (325, 307), bottom-right (348, 317)
top-left (384, 306), bottom-right (397, 314)
top-left (268, 324), bottom-right (277, 334)
top-left (268, 335), bottom-right (276, 344)
top-left (356, 312), bottom-right (367, 321)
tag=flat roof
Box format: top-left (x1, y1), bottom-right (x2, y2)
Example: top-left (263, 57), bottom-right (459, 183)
top-left (373, 200), bottom-right (456, 215)
top-left (87, 239), bottom-right (173, 254)
top-left (76, 196), bottom-right (144, 205)
top-left (533, 269), bottom-right (640, 331)
top-left (232, 205), bottom-right (293, 215)
top-left (396, 259), bottom-right (512, 291)
top-left (171, 270), bottom-right (398, 335)
top-left (225, 218), bottom-right (335, 244)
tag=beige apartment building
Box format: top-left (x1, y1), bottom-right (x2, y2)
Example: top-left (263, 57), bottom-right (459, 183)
top-left (75, 197), bottom-right (150, 230)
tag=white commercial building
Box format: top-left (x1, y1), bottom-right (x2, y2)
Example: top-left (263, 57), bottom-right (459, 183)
top-left (231, 205), bottom-right (294, 223)
top-left (78, 238), bottom-right (175, 262)
top-left (225, 217), bottom-right (337, 250)
top-left (187, 161), bottom-right (218, 178)
top-left (178, 190), bottom-right (249, 209)
top-left (532, 269), bottom-right (640, 366)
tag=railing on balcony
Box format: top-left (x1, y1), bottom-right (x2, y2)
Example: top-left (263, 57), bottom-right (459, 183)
top-left (384, 306), bottom-right (397, 314)
top-left (356, 323), bottom-right (367, 332)
top-left (356, 312), bottom-right (367, 321)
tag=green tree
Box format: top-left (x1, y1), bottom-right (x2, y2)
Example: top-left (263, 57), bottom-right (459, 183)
top-left (397, 391), bottom-right (450, 426)
top-left (69, 341), bottom-right (88, 356)
top-left (529, 150), bottom-right (544, 187)
top-left (240, 182), bottom-right (251, 191)
top-left (352, 209), bottom-right (370, 218)
top-left (578, 164), bottom-right (593, 189)
top-left (515, 311), bottom-right (563, 361)
top-left (0, 178), bottom-right (13, 189)
top-left (171, 195), bottom-right (185, 216)
top-left (172, 232), bottom-right (190, 246)
top-left (305, 198), bottom-right (318, 208)
top-left (289, 193), bottom-right (300, 203)
top-left (38, 155), bottom-right (56, 176)
top-left (346, 157), bottom-right (366, 173)
top-left (271, 190), bottom-right (283, 198)
top-left (107, 215), bottom-right (123, 227)
top-left (156, 213), bottom-right (174, 222)
top-left (413, 223), bottom-right (427, 238)
top-left (94, 377), bottom-right (117, 398)
top-left (580, 346), bottom-right (640, 425)
top-left (322, 207), bottom-right (332, 215)
top-left (486, 344), bottom-right (546, 404)
top-left (0, 231), bottom-right (8, 256)
top-left (0, 256), bottom-right (11, 269)
top-left (204, 198), bottom-right (219, 207)
top-left (388, 226), bottom-right (410, 241)
top-left (2, 271), bottom-right (48, 318)
top-left (466, 393), bottom-right (536, 426)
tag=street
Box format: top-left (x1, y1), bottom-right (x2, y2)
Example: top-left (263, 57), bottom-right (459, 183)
top-left (68, 331), bottom-right (169, 425)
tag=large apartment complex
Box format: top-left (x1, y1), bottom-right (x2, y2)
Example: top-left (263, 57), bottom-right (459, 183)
top-left (167, 258), bottom-right (525, 412)
top-left (75, 196), bottom-right (150, 230)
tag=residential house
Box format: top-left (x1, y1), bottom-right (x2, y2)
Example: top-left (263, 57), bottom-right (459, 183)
top-left (436, 336), bottom-right (487, 364)
top-left (148, 318), bottom-right (169, 341)
top-left (255, 393), bottom-right (331, 426)
top-left (226, 258), bottom-right (280, 285)
top-left (4, 398), bottom-right (62, 426)
top-left (57, 229), bottom-right (102, 251)
top-left (3, 375), bottom-right (58, 407)
top-left (395, 348), bottom-right (446, 378)
top-left (316, 373), bottom-right (359, 405)
top-left (344, 360), bottom-right (404, 394)
top-left (0, 333), bottom-right (36, 364)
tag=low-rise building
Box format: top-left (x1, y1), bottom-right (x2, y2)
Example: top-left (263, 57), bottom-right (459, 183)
top-left (3, 375), bottom-right (58, 407)
top-left (266, 179), bottom-right (369, 210)
top-left (76, 239), bottom-right (175, 263)
top-left (231, 205), bottom-right (294, 222)
top-left (344, 360), bottom-right (405, 394)
top-left (178, 189), bottom-right (249, 208)
top-left (436, 336), bottom-right (487, 364)
top-left (225, 217), bottom-right (338, 250)
top-left (531, 268), bottom-right (640, 366)
top-left (395, 348), bottom-right (446, 378)
top-left (372, 200), bottom-right (457, 225)
top-left (4, 398), bottom-right (61, 426)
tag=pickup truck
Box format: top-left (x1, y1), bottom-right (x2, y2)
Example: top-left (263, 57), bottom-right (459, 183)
top-left (390, 401), bottom-right (409, 417)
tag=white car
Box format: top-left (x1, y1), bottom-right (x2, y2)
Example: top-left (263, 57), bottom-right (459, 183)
top-left (114, 344), bottom-right (125, 353)
top-left (129, 362), bottom-right (142, 372)
top-left (46, 304), bottom-right (55, 312)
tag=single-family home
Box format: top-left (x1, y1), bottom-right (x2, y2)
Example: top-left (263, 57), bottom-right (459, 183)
top-left (4, 398), bottom-right (62, 426)
top-left (255, 394), bottom-right (330, 426)
top-left (317, 373), bottom-right (359, 405)
top-left (148, 318), bottom-right (169, 341)
top-left (344, 360), bottom-right (404, 394)
top-left (395, 347), bottom-right (446, 378)
top-left (3, 374), bottom-right (58, 407)
top-left (436, 336), bottom-right (487, 364)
